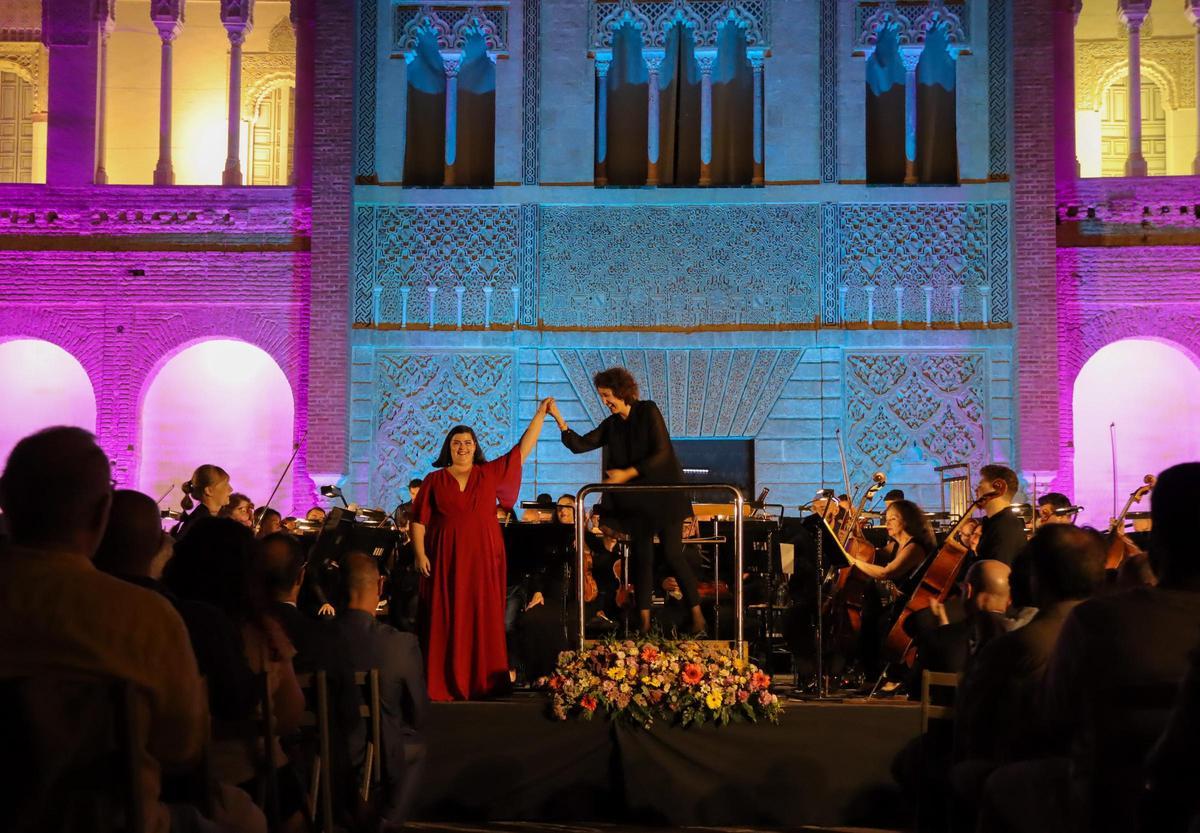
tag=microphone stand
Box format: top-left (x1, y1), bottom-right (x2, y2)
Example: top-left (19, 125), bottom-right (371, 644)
top-left (813, 494), bottom-right (837, 699)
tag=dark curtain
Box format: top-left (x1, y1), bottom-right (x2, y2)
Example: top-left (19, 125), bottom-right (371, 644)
top-left (659, 23), bottom-right (700, 186)
top-left (864, 27), bottom-right (906, 184)
top-left (710, 23), bottom-right (753, 186)
top-left (455, 34), bottom-right (496, 186)
top-left (916, 25), bottom-right (958, 184)
top-left (403, 31), bottom-right (447, 186)
top-left (605, 24), bottom-right (648, 185)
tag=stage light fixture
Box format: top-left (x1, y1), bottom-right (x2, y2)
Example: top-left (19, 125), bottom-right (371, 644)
top-left (320, 484), bottom-right (349, 507)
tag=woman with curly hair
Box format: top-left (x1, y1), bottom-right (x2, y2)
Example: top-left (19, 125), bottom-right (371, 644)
top-left (549, 367), bottom-right (705, 637)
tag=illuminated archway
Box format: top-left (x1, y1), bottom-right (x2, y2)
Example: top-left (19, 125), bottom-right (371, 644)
top-left (139, 339), bottom-right (296, 512)
top-left (1072, 338), bottom-right (1200, 528)
top-left (0, 339), bottom-right (96, 466)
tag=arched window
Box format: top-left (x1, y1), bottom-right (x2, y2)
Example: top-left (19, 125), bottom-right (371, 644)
top-left (140, 340), bottom-right (296, 512)
top-left (915, 23), bottom-right (957, 184)
top-left (248, 81), bottom-right (294, 185)
top-left (604, 23), bottom-right (649, 185)
top-left (1072, 338), bottom-right (1200, 529)
top-left (1100, 74), bottom-right (1167, 177)
top-left (0, 339), bottom-right (96, 465)
top-left (865, 25), bottom-right (906, 184)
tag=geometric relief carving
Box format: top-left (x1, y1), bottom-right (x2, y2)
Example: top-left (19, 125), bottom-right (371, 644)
top-left (854, 1), bottom-right (969, 51)
top-left (987, 0), bottom-right (1008, 178)
top-left (1076, 37), bottom-right (1195, 110)
top-left (819, 0), bottom-right (838, 183)
top-left (555, 348), bottom-right (802, 438)
top-left (539, 205), bottom-right (820, 328)
top-left (844, 350), bottom-right (987, 486)
top-left (372, 352), bottom-right (514, 508)
top-left (354, 206), bottom-right (525, 327)
top-left (394, 3), bottom-right (510, 54)
top-left (834, 202), bottom-right (1011, 325)
top-left (588, 1), bottom-right (770, 50)
top-left (356, 0), bottom-right (378, 179)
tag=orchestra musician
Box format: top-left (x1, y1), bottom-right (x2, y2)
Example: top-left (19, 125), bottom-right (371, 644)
top-left (1036, 492), bottom-right (1077, 526)
top-left (974, 464), bottom-right (1026, 566)
top-left (549, 367), bottom-right (706, 637)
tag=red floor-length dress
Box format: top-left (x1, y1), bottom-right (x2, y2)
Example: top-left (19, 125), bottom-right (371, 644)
top-left (413, 446), bottom-right (521, 701)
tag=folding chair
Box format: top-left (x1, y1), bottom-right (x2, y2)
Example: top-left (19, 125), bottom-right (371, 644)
top-left (353, 669), bottom-right (382, 803)
top-left (294, 671), bottom-right (334, 832)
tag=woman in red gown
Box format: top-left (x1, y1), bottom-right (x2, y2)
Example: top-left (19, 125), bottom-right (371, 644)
top-left (411, 398), bottom-right (554, 700)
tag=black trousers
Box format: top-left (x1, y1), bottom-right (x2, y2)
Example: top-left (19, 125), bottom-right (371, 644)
top-left (629, 516), bottom-right (699, 611)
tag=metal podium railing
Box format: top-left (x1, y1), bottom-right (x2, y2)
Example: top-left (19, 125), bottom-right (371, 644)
top-left (572, 482), bottom-right (745, 653)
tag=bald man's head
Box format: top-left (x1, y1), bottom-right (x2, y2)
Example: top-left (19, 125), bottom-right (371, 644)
top-left (344, 552), bottom-right (382, 612)
top-left (94, 490), bottom-right (171, 579)
top-left (964, 559), bottom-right (1011, 614)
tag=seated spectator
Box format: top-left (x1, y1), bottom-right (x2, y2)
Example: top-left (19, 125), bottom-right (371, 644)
top-left (165, 517), bottom-right (308, 833)
top-left (980, 462), bottom-right (1200, 833)
top-left (915, 559), bottom-right (1013, 677)
top-left (219, 493), bottom-right (255, 529)
top-left (0, 427), bottom-right (208, 833)
top-left (173, 464), bottom-right (233, 540)
top-left (950, 525), bottom-right (1106, 821)
top-left (253, 507), bottom-right (282, 538)
top-left (255, 533), bottom-right (366, 815)
top-left (338, 553), bottom-right (429, 832)
top-left (1142, 635), bottom-right (1200, 833)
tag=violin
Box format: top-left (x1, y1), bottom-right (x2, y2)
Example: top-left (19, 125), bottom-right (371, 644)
top-left (881, 489), bottom-right (997, 666)
top-left (1105, 474), bottom-right (1155, 571)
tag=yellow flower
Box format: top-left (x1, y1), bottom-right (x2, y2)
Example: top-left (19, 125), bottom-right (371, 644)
top-left (705, 690), bottom-right (723, 710)
top-left (606, 666), bottom-right (626, 681)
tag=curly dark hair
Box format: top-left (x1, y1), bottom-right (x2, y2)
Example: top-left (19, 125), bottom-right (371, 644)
top-left (887, 499), bottom-right (937, 554)
top-left (593, 366), bottom-right (639, 404)
top-left (432, 425), bottom-right (488, 468)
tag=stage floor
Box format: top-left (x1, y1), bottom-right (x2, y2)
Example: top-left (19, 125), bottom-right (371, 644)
top-left (415, 693), bottom-right (919, 830)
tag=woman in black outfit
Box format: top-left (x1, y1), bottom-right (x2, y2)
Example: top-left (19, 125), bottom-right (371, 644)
top-left (549, 367), bottom-right (705, 636)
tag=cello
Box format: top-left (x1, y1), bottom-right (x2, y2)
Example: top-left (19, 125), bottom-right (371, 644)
top-left (881, 490), bottom-right (997, 666)
top-left (823, 472), bottom-right (888, 650)
top-left (1105, 474), bottom-right (1155, 571)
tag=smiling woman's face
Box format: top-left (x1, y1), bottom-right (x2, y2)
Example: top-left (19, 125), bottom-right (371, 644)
top-left (450, 431), bottom-right (477, 466)
top-left (596, 386), bottom-right (630, 417)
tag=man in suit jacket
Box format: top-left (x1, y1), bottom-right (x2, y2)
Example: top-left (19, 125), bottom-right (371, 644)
top-left (338, 553), bottom-right (429, 831)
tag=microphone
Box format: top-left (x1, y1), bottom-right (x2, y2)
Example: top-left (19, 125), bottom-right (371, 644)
top-left (749, 487), bottom-right (770, 509)
top-left (814, 488), bottom-right (835, 498)
top-left (1053, 505), bottom-right (1084, 516)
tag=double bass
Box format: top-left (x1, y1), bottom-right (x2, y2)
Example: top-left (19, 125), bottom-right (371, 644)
top-left (1105, 474), bottom-right (1155, 571)
top-left (881, 490), bottom-right (997, 666)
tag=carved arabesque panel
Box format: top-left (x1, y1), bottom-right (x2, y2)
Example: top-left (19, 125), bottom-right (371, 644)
top-left (539, 204), bottom-right (819, 328)
top-left (589, 1), bottom-right (770, 50)
top-left (372, 352), bottom-right (514, 508)
top-left (844, 351), bottom-right (987, 486)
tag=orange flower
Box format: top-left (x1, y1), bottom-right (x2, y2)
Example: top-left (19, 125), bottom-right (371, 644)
top-left (682, 662), bottom-right (704, 685)
top-left (640, 645), bottom-right (660, 663)
top-left (751, 671), bottom-right (771, 691)
top-left (548, 675), bottom-right (564, 691)
top-left (580, 695), bottom-right (597, 712)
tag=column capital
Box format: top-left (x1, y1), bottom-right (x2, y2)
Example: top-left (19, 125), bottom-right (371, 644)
top-left (748, 50), bottom-right (766, 71)
top-left (644, 51), bottom-right (665, 73)
top-left (697, 51), bottom-right (716, 74)
top-left (1186, 0), bottom-right (1200, 27)
top-left (95, 0), bottom-right (117, 35)
top-left (900, 45), bottom-right (921, 72)
top-left (1118, 0), bottom-right (1150, 32)
top-left (220, 0), bottom-right (254, 35)
top-left (151, 0), bottom-right (185, 41)
top-left (442, 54), bottom-right (461, 77)
top-left (595, 55), bottom-right (612, 77)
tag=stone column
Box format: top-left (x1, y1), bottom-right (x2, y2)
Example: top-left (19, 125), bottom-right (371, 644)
top-left (1053, 0), bottom-right (1082, 182)
top-left (221, 0), bottom-right (253, 186)
top-left (595, 56), bottom-right (611, 185)
top-left (1119, 0), bottom-right (1151, 177)
top-left (443, 55), bottom-right (460, 185)
top-left (902, 47), bottom-right (920, 185)
top-left (290, 0), bottom-right (315, 187)
top-left (151, 1), bottom-right (184, 185)
top-left (43, 0), bottom-right (101, 186)
top-left (645, 51), bottom-right (663, 185)
top-left (94, 0), bottom-right (116, 184)
top-left (749, 51), bottom-right (765, 185)
top-left (1188, 0), bottom-right (1200, 173)
top-left (698, 52), bottom-right (715, 186)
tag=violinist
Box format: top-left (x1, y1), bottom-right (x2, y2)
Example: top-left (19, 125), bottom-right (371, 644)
top-left (1036, 492), bottom-right (1076, 526)
top-left (974, 464), bottom-right (1025, 567)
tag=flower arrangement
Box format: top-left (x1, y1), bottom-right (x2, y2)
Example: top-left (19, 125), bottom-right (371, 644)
top-left (547, 637), bottom-right (783, 728)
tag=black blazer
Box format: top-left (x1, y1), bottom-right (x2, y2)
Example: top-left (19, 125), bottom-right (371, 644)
top-left (560, 399), bottom-right (690, 523)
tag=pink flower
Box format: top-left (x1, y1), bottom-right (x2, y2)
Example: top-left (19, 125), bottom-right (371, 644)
top-left (737, 690), bottom-right (750, 703)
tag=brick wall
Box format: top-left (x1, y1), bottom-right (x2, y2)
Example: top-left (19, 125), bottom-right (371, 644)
top-left (1012, 0), bottom-right (1060, 476)
top-left (308, 0), bottom-right (356, 479)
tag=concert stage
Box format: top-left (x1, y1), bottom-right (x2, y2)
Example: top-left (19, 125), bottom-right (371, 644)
top-left (415, 693), bottom-right (919, 829)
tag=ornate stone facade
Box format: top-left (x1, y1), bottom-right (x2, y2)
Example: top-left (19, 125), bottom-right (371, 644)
top-left (843, 350), bottom-right (988, 487)
top-left (854, 1), bottom-right (970, 53)
top-left (1076, 36), bottom-right (1195, 110)
top-left (393, 3), bottom-right (510, 55)
top-left (539, 204), bottom-right (820, 328)
top-left (557, 348), bottom-right (801, 438)
top-left (370, 351), bottom-right (515, 507)
top-left (588, 0), bottom-right (770, 51)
